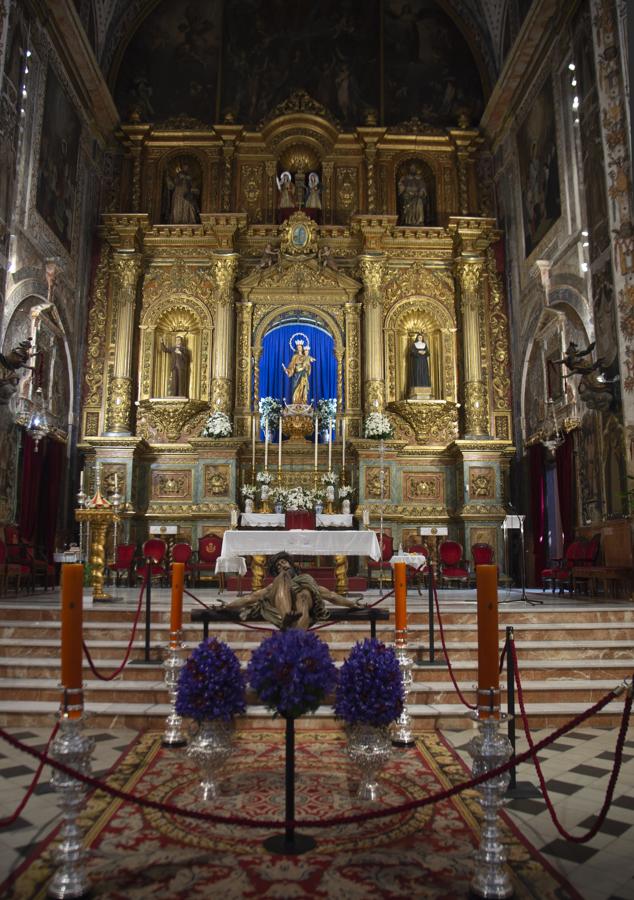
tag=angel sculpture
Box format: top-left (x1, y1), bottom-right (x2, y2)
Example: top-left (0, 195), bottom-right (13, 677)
top-left (552, 340), bottom-right (618, 410)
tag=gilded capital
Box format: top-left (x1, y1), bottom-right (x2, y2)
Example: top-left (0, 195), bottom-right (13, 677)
top-left (359, 253), bottom-right (386, 303)
top-left (212, 253), bottom-right (239, 305)
top-left (457, 258), bottom-right (484, 298)
top-left (110, 254), bottom-right (142, 300)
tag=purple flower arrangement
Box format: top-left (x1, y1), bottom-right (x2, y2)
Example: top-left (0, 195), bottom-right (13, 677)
top-left (247, 630), bottom-right (337, 719)
top-left (176, 637), bottom-right (246, 722)
top-left (334, 639), bottom-right (404, 728)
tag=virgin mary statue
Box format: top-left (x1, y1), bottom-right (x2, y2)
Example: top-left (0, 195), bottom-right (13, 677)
top-left (283, 340), bottom-right (315, 405)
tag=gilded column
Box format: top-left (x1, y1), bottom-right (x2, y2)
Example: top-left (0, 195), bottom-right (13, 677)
top-left (457, 257), bottom-right (489, 436)
top-left (235, 299), bottom-right (254, 436)
top-left (211, 251), bottom-right (239, 414)
top-left (106, 253), bottom-right (142, 435)
top-left (359, 253), bottom-right (386, 412)
top-left (344, 300), bottom-right (362, 435)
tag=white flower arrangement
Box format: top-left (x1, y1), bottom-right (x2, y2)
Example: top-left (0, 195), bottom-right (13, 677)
top-left (363, 412), bottom-right (394, 440)
top-left (256, 471), bottom-right (273, 485)
top-left (240, 483), bottom-right (257, 500)
top-left (201, 411), bottom-right (232, 438)
top-left (259, 396), bottom-right (282, 431)
top-left (316, 398), bottom-right (337, 421)
top-left (321, 470), bottom-right (337, 487)
top-left (272, 486), bottom-right (288, 506)
top-left (285, 486), bottom-right (314, 510)
top-left (338, 484), bottom-right (353, 500)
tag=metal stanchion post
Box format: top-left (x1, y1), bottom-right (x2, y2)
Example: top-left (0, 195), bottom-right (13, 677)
top-left (131, 564), bottom-right (161, 665)
top-left (505, 626), bottom-right (540, 799)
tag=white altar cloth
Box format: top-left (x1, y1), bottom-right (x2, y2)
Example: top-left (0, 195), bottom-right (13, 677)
top-left (390, 553), bottom-right (427, 569)
top-left (216, 529), bottom-right (381, 576)
top-left (240, 513), bottom-right (354, 529)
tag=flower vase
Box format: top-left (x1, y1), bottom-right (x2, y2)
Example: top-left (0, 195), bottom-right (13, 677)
top-left (341, 498), bottom-right (351, 515)
top-left (187, 720), bottom-right (233, 801)
top-left (315, 502), bottom-right (324, 515)
top-left (274, 502), bottom-right (284, 514)
top-left (346, 724), bottom-right (392, 801)
top-left (244, 498), bottom-right (254, 513)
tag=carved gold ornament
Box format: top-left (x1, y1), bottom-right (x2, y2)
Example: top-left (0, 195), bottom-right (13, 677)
top-left (204, 465), bottom-right (230, 497)
top-left (388, 400), bottom-right (459, 444)
top-left (279, 212), bottom-right (319, 256)
top-left (136, 399), bottom-right (210, 443)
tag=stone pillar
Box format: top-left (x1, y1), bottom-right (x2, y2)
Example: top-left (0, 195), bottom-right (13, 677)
top-left (106, 253), bottom-right (142, 435)
top-left (457, 256), bottom-right (489, 436)
top-left (359, 252), bottom-right (386, 412)
top-left (211, 251), bottom-right (239, 414)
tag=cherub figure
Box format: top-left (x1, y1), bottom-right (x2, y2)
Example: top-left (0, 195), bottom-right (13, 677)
top-left (318, 245), bottom-right (338, 271)
top-left (258, 242), bottom-right (279, 269)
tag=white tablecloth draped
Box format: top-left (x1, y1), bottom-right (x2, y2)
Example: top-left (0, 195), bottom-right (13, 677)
top-left (216, 529), bottom-right (381, 576)
top-left (390, 553), bottom-right (427, 569)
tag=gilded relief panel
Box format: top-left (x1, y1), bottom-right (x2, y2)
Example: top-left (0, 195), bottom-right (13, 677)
top-left (203, 464), bottom-right (231, 498)
top-left (239, 163), bottom-right (264, 223)
top-left (468, 526), bottom-right (498, 555)
top-left (102, 464), bottom-right (128, 499)
top-left (335, 167), bottom-right (358, 224)
top-left (403, 472), bottom-right (443, 503)
top-left (365, 466), bottom-right (391, 500)
top-left (151, 470), bottom-right (193, 500)
top-left (469, 467), bottom-right (495, 500)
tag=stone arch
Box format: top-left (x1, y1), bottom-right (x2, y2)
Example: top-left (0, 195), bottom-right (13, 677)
top-left (139, 294), bottom-right (213, 400)
top-left (384, 295), bottom-right (457, 402)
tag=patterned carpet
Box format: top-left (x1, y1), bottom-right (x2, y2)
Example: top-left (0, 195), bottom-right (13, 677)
top-left (3, 730), bottom-right (579, 899)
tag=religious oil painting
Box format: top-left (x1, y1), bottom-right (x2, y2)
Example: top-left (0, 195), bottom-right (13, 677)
top-left (114, 0), bottom-right (223, 123)
top-left (382, 0), bottom-right (484, 127)
top-left (517, 77), bottom-right (561, 257)
top-left (35, 67), bottom-right (81, 251)
top-left (220, 0), bottom-right (380, 128)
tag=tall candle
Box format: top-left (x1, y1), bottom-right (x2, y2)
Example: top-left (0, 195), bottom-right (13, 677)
top-left (264, 418), bottom-right (269, 471)
top-left (394, 561), bottom-right (407, 635)
top-left (114, 473), bottom-right (119, 492)
top-left (170, 562), bottom-right (185, 643)
top-left (314, 415), bottom-right (319, 470)
top-left (278, 423), bottom-right (282, 472)
top-left (61, 563), bottom-right (84, 717)
top-left (342, 417), bottom-right (346, 473)
top-left (476, 564), bottom-right (499, 719)
top-left (328, 418), bottom-right (333, 471)
top-left (251, 416), bottom-right (256, 471)
top-left (79, 468), bottom-right (84, 491)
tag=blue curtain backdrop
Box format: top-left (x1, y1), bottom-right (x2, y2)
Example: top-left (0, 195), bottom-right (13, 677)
top-left (258, 322), bottom-right (337, 440)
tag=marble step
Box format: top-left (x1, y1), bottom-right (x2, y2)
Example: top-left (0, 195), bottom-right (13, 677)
top-left (1, 654), bottom-right (632, 683)
top-left (2, 618), bottom-right (633, 642)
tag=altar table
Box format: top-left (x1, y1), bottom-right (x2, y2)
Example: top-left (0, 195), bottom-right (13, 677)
top-left (239, 513), bottom-right (354, 528)
top-left (217, 529), bottom-right (381, 594)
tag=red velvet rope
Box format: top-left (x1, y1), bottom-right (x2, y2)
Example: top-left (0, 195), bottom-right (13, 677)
top-left (0, 721), bottom-right (59, 827)
top-left (82, 582), bottom-right (146, 681)
top-left (511, 640), bottom-right (633, 843)
top-left (432, 571), bottom-right (477, 710)
top-left (0, 682), bottom-right (626, 830)
top-left (184, 588), bottom-right (211, 610)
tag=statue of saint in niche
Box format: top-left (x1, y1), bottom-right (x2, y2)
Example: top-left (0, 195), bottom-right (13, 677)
top-left (283, 338), bottom-right (315, 406)
top-left (164, 160), bottom-right (200, 224)
top-left (304, 171), bottom-right (322, 221)
top-left (409, 333), bottom-right (431, 396)
top-left (276, 171), bottom-right (297, 222)
top-left (397, 163), bottom-right (429, 227)
top-left (161, 335), bottom-right (191, 397)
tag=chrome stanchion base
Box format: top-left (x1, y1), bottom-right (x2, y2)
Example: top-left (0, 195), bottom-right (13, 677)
top-left (468, 711), bottom-right (513, 899)
top-left (162, 632), bottom-right (187, 748)
top-left (392, 640), bottom-right (415, 748)
top-left (48, 709), bottom-right (94, 899)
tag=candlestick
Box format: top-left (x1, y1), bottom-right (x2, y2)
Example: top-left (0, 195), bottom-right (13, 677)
top-left (61, 563), bottom-right (84, 718)
top-left (278, 422), bottom-right (282, 472)
top-left (79, 468), bottom-right (84, 491)
top-left (394, 561), bottom-right (407, 634)
top-left (264, 417), bottom-right (269, 471)
top-left (230, 507), bottom-right (238, 527)
top-left (342, 417), bottom-right (346, 473)
top-left (328, 418), bottom-right (333, 471)
top-left (252, 415), bottom-right (256, 472)
top-left (476, 564), bottom-right (500, 719)
top-left (314, 415), bottom-right (319, 470)
top-left (114, 473), bottom-right (118, 493)
top-left (170, 562), bottom-right (185, 642)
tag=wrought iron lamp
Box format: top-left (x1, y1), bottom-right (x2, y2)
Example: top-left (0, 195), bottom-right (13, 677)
top-left (541, 398), bottom-right (564, 453)
top-left (12, 386), bottom-right (51, 451)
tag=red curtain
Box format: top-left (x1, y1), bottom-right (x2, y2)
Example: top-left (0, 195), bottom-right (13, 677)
top-left (556, 433), bottom-right (575, 548)
top-left (529, 443), bottom-right (546, 578)
top-left (38, 438), bottom-right (65, 559)
top-left (18, 433), bottom-right (44, 543)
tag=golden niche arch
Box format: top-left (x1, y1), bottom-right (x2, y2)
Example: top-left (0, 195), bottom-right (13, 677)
top-left (138, 295), bottom-right (213, 402)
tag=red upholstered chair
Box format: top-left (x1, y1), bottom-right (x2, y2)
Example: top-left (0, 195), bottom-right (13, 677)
top-left (0, 539), bottom-right (26, 595)
top-left (109, 543), bottom-right (137, 587)
top-left (136, 539), bottom-right (168, 585)
top-left (4, 525), bottom-right (52, 591)
top-left (541, 540), bottom-right (586, 594)
top-left (571, 534), bottom-right (601, 595)
top-left (367, 532), bottom-right (394, 588)
top-left (190, 534), bottom-right (223, 590)
top-left (407, 543), bottom-right (430, 594)
top-left (171, 542), bottom-right (194, 585)
top-left (439, 540), bottom-right (470, 589)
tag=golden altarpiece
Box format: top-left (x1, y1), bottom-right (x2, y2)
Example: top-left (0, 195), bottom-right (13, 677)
top-left (79, 97), bottom-right (514, 567)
